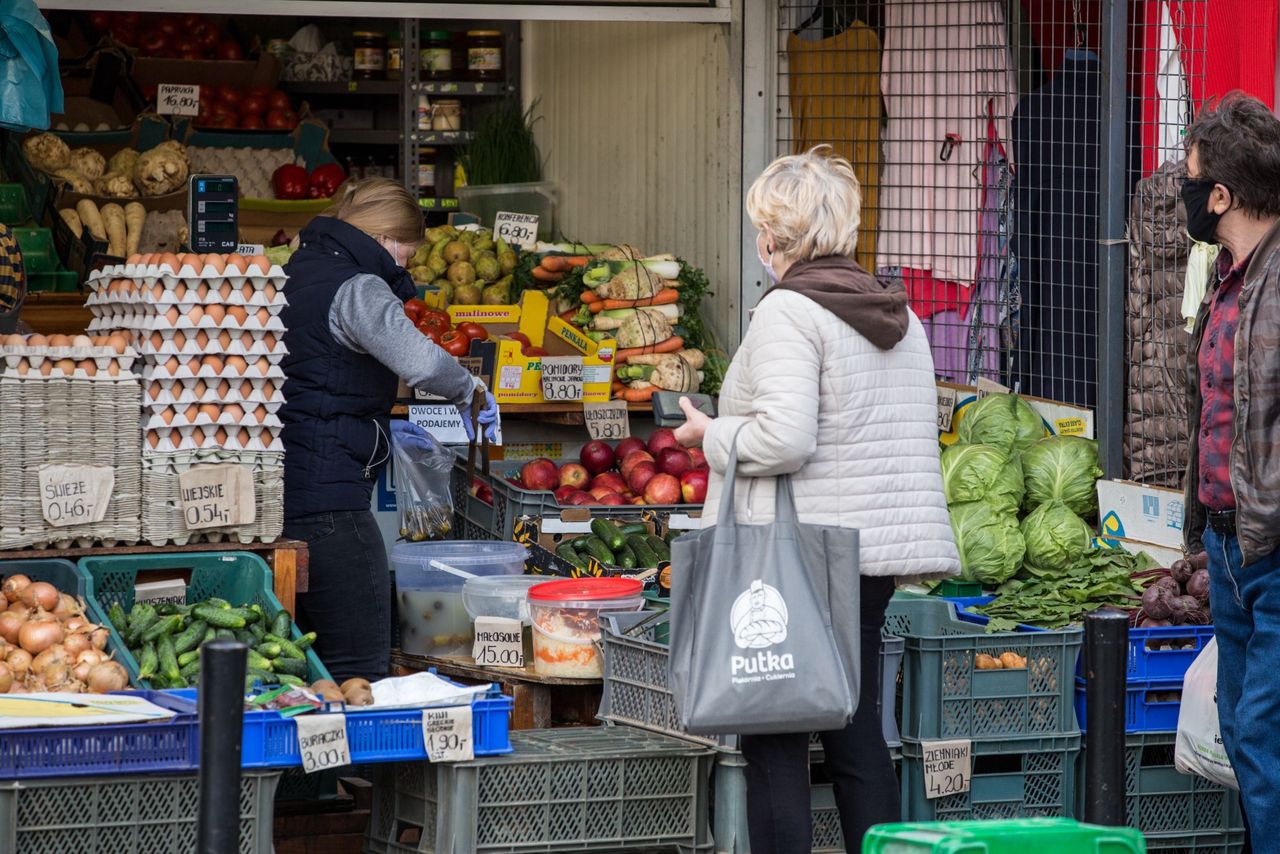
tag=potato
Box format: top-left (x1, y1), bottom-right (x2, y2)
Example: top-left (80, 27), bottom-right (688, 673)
top-left (316, 687), bottom-right (345, 704)
top-left (999, 652), bottom-right (1026, 670)
top-left (340, 677), bottom-right (371, 694)
top-left (311, 679), bottom-right (339, 693)
top-left (344, 689), bottom-right (374, 707)
top-left (974, 653), bottom-right (1002, 670)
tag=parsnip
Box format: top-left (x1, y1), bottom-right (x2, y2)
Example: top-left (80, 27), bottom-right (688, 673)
top-left (75, 199), bottom-right (105, 242)
top-left (57, 208), bottom-right (83, 238)
top-left (124, 202), bottom-right (145, 255)
top-left (100, 203), bottom-right (126, 257)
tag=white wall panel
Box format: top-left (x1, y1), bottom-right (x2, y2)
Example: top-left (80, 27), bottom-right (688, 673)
top-left (524, 21), bottom-right (743, 347)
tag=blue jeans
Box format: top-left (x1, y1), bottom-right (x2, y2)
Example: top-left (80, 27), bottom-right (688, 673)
top-left (1203, 526), bottom-right (1280, 850)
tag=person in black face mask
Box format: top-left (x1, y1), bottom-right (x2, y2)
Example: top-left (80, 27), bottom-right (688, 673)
top-left (1180, 93), bottom-right (1280, 854)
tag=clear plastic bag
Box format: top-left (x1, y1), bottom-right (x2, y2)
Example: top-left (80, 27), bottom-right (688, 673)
top-left (390, 421), bottom-right (454, 541)
top-left (1174, 638), bottom-right (1237, 789)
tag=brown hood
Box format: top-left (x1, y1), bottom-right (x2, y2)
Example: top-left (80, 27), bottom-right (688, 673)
top-left (765, 256), bottom-right (910, 350)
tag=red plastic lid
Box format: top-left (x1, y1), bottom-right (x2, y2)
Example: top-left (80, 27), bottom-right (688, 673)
top-left (528, 577), bottom-right (643, 601)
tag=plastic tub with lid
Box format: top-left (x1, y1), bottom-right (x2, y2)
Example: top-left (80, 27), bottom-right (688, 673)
top-left (527, 578), bottom-right (644, 678)
top-left (462, 575), bottom-right (545, 624)
top-left (392, 541), bottom-right (527, 657)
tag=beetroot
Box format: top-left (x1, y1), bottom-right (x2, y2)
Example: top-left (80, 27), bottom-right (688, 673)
top-left (1141, 584), bottom-right (1174, 620)
top-left (1189, 551), bottom-right (1209, 571)
top-left (1154, 575), bottom-right (1181, 596)
top-left (1139, 616), bottom-right (1173, 628)
top-left (1187, 568), bottom-right (1211, 604)
top-left (1170, 559), bottom-right (1193, 585)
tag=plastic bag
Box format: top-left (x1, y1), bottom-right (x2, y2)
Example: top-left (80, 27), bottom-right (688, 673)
top-left (1174, 637), bottom-right (1237, 789)
top-left (0, 0), bottom-right (64, 131)
top-left (390, 421), bottom-right (454, 541)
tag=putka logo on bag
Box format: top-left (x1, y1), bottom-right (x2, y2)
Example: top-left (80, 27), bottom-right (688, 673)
top-left (729, 580), bottom-right (795, 682)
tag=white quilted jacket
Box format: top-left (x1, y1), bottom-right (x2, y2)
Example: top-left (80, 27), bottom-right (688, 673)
top-left (701, 289), bottom-right (960, 579)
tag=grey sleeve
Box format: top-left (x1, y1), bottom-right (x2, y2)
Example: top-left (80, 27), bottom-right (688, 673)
top-left (329, 274), bottom-right (481, 407)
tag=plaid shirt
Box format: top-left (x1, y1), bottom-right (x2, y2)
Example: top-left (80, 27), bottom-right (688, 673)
top-left (1197, 251), bottom-right (1249, 511)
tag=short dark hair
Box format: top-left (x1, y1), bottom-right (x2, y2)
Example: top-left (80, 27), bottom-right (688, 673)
top-left (1185, 92), bottom-right (1280, 218)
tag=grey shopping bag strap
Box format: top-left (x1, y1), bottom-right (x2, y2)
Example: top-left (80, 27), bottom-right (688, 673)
top-left (716, 425), bottom-right (800, 535)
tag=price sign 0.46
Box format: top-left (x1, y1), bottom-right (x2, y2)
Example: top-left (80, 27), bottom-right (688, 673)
top-left (38, 464), bottom-right (114, 528)
top-left (493, 211), bottom-right (539, 250)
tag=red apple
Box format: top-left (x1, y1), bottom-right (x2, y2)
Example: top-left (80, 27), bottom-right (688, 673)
top-left (589, 486), bottom-right (618, 503)
top-left (681, 469), bottom-right (709, 504)
top-left (620, 450), bottom-right (655, 480)
top-left (627, 461), bottom-right (658, 494)
top-left (630, 496), bottom-right (647, 505)
top-left (687, 447), bottom-right (708, 470)
top-left (567, 491), bottom-right (596, 506)
top-left (591, 472), bottom-right (628, 494)
top-left (559, 463), bottom-right (590, 490)
top-left (648, 427), bottom-right (679, 457)
top-left (615, 437), bottom-right (646, 460)
top-left (553, 485), bottom-right (578, 504)
top-left (657, 447), bottom-right (693, 479)
top-left (644, 473), bottom-right (682, 506)
top-left (580, 440), bottom-right (617, 476)
top-left (599, 493), bottom-right (626, 506)
top-left (519, 458), bottom-right (560, 492)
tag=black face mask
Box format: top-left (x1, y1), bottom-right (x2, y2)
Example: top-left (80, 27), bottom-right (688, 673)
top-left (1181, 178), bottom-right (1227, 244)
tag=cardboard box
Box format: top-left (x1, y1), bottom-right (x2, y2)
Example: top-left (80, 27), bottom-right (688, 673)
top-left (1096, 479), bottom-right (1186, 549)
top-left (132, 54), bottom-right (279, 95)
top-left (938, 382), bottom-right (1094, 445)
top-left (1103, 536), bottom-right (1185, 568)
top-left (513, 510), bottom-right (667, 579)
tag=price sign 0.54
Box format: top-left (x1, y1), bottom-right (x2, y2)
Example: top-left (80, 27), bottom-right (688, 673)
top-left (492, 211), bottom-right (539, 250)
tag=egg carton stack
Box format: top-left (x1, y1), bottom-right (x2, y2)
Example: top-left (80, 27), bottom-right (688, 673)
top-left (0, 334), bottom-right (142, 549)
top-left (86, 253), bottom-right (288, 546)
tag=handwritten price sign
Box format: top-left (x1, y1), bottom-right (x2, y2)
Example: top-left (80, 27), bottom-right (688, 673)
top-left (423, 706), bottom-right (474, 762)
top-left (584, 400), bottom-right (630, 441)
top-left (541, 356), bottom-right (584, 402)
top-left (157, 84), bottom-right (201, 117)
top-left (921, 739), bottom-right (971, 799)
top-left (493, 211), bottom-right (539, 250)
top-left (38, 464), bottom-right (113, 527)
top-left (178, 464), bottom-right (254, 531)
top-left (295, 713), bottom-right (351, 774)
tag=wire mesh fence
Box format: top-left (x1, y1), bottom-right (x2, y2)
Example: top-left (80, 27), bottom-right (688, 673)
top-left (774, 0), bottom-right (1207, 485)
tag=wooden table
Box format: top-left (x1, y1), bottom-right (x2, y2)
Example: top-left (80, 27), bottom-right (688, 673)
top-left (390, 652), bottom-right (601, 730)
top-left (18, 292), bottom-right (93, 336)
top-left (1, 538), bottom-right (309, 614)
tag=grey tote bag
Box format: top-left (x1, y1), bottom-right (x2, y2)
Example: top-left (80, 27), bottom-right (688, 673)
top-left (667, 431), bottom-right (860, 736)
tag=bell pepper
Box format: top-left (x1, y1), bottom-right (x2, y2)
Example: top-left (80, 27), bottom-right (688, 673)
top-left (271, 164), bottom-right (309, 200)
top-left (308, 163), bottom-right (347, 200)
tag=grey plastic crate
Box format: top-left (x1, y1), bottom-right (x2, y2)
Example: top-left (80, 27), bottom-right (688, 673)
top-left (0, 769), bottom-right (280, 853)
top-left (599, 611), bottom-right (904, 751)
top-left (1144, 831), bottom-right (1247, 853)
top-left (365, 727), bottom-right (713, 853)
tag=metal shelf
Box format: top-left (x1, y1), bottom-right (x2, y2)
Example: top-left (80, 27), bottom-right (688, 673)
top-left (412, 81), bottom-right (512, 96)
top-left (327, 129), bottom-right (403, 145)
top-left (418, 197), bottom-right (461, 210)
top-left (281, 80), bottom-right (403, 96)
top-left (412, 131), bottom-right (473, 145)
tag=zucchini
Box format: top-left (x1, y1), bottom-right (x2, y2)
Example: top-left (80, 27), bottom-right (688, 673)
top-left (616, 542), bottom-right (637, 570)
top-left (270, 611), bottom-right (292, 639)
top-left (193, 604), bottom-right (246, 629)
top-left (257, 642), bottom-right (283, 659)
top-left (645, 534), bottom-right (671, 561)
top-left (158, 635), bottom-right (181, 683)
top-left (581, 536), bottom-right (615, 565)
top-left (264, 633), bottom-right (306, 660)
top-left (571, 536), bottom-right (591, 551)
top-left (627, 534), bottom-right (659, 568)
top-left (137, 642), bottom-right (158, 680)
top-left (273, 656), bottom-right (307, 678)
top-left (591, 518), bottom-right (626, 553)
top-left (141, 614), bottom-right (184, 643)
top-left (173, 620), bottom-right (208, 655)
top-left (556, 543), bottom-right (586, 570)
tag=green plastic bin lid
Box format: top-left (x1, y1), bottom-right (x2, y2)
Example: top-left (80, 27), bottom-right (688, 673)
top-left (863, 819), bottom-right (1145, 853)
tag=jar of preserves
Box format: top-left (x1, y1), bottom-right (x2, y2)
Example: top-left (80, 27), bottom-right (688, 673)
top-left (421, 30), bottom-right (453, 80)
top-left (432, 99), bottom-right (463, 132)
top-left (417, 148), bottom-right (438, 192)
top-left (466, 30), bottom-right (503, 81)
top-left (386, 31), bottom-right (403, 81)
top-left (353, 31), bottom-right (386, 81)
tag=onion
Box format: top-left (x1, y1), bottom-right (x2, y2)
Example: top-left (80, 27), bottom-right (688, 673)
top-left (63, 632), bottom-right (91, 657)
top-left (5, 603), bottom-right (30, 621)
top-left (0, 592), bottom-right (8, 610)
top-left (52, 593), bottom-right (80, 620)
top-left (0, 612), bottom-right (23, 646)
top-left (19, 621), bottom-right (63, 655)
top-left (1, 575), bottom-right (30, 600)
top-left (86, 661), bottom-right (128, 693)
top-left (76, 649), bottom-right (107, 667)
top-left (89, 628), bottom-right (110, 651)
top-left (6, 649), bottom-right (31, 679)
top-left (63, 616), bottom-right (89, 632)
top-left (31, 644), bottom-right (67, 674)
top-left (73, 660), bottom-right (92, 683)
top-left (0, 662), bottom-right (13, 693)
top-left (20, 581), bottom-right (59, 611)
top-left (41, 661), bottom-right (71, 690)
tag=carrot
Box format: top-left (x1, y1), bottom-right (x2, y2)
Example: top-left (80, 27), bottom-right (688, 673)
top-left (615, 336), bottom-right (684, 364)
top-left (599, 290), bottom-right (680, 311)
top-left (531, 266), bottom-right (565, 282)
top-left (618, 386), bottom-right (657, 402)
top-left (580, 290), bottom-right (602, 305)
top-left (588, 300), bottom-right (607, 313)
top-left (540, 255), bottom-right (592, 273)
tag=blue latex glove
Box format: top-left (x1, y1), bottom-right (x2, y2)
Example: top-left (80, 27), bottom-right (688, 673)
top-left (476, 389), bottom-right (500, 443)
top-left (391, 419), bottom-right (437, 451)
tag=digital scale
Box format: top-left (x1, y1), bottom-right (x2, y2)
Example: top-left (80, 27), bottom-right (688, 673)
top-left (187, 174), bottom-right (239, 253)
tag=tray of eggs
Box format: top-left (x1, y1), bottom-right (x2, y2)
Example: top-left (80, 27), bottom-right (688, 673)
top-left (145, 376), bottom-right (282, 408)
top-left (144, 422), bottom-right (282, 454)
top-left (134, 328), bottom-right (286, 359)
top-left (142, 353), bottom-right (285, 383)
top-left (0, 333), bottom-right (138, 379)
top-left (88, 253), bottom-right (286, 290)
top-left (86, 277), bottom-right (284, 313)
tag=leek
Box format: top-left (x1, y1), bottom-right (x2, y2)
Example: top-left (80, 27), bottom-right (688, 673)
top-left (602, 258), bottom-right (682, 280)
top-left (601, 304), bottom-right (680, 321)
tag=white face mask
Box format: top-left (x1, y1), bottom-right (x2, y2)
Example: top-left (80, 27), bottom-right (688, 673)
top-left (757, 234), bottom-right (780, 284)
top-left (382, 237), bottom-right (404, 267)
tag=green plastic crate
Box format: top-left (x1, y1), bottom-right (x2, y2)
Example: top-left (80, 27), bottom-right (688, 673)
top-left (0, 184), bottom-right (30, 224)
top-left (78, 551), bottom-right (331, 689)
top-left (864, 818), bottom-right (1145, 853)
top-left (26, 270), bottom-right (78, 292)
top-left (900, 735), bottom-right (1080, 822)
top-left (11, 227), bottom-right (55, 273)
top-left (886, 595), bottom-right (1082, 740)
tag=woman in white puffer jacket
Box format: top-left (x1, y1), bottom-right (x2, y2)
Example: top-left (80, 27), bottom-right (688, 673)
top-left (675, 147), bottom-right (959, 852)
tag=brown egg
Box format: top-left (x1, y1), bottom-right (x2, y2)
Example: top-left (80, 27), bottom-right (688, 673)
top-left (38, 361), bottom-right (52, 377)
top-left (158, 253), bottom-right (179, 272)
top-left (148, 381), bottom-right (163, 400)
top-left (26, 334), bottom-right (47, 347)
top-left (218, 331), bottom-right (233, 349)
top-left (264, 284), bottom-right (278, 301)
top-left (172, 282), bottom-right (188, 301)
top-left (227, 306), bottom-right (249, 326)
top-left (238, 380), bottom-right (254, 398)
top-left (106, 361), bottom-right (121, 377)
top-left (161, 407), bottom-right (176, 425)
top-left (225, 355), bottom-right (248, 375)
top-left (72, 335), bottom-right (91, 348)
top-left (253, 406), bottom-right (268, 423)
top-left (254, 357), bottom-right (270, 375)
top-left (178, 253), bottom-right (200, 270)
top-left (219, 282), bottom-right (233, 301)
top-left (76, 360), bottom-right (97, 376)
top-left (262, 380), bottom-right (276, 399)
top-left (165, 306), bottom-right (181, 326)
top-left (262, 333), bottom-right (277, 351)
top-left (169, 429), bottom-right (183, 446)
top-left (224, 253), bottom-right (247, 275)
top-left (247, 255), bottom-right (271, 275)
top-left (205, 255), bottom-right (227, 276)
top-left (48, 335), bottom-right (71, 347)
top-left (205, 304), bottom-right (227, 325)
top-left (163, 356), bottom-right (180, 375)
top-left (214, 427), bottom-right (229, 447)
top-left (195, 330), bottom-right (210, 349)
top-left (240, 331), bottom-right (255, 349)
top-left (149, 283), bottom-right (165, 300)
top-left (195, 283), bottom-right (210, 301)
top-left (185, 305), bottom-right (204, 325)
top-left (149, 332), bottom-right (164, 349)
top-left (224, 403), bottom-right (245, 422)
top-left (193, 379), bottom-right (208, 398)
top-left (255, 307), bottom-right (271, 326)
top-left (183, 404), bottom-right (200, 422)
top-left (203, 354), bottom-right (225, 373)
top-left (215, 380), bottom-right (231, 399)
top-left (199, 403), bottom-right (220, 422)
top-left (15, 358), bottom-right (29, 375)
top-left (146, 431), bottom-right (160, 449)
top-left (54, 358), bottom-right (74, 374)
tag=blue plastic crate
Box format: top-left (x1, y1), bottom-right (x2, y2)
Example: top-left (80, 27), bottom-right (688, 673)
top-left (1074, 677), bottom-right (1182, 733)
top-left (167, 674), bottom-right (512, 768)
top-left (1073, 625), bottom-right (1214, 683)
top-left (945, 596), bottom-right (1047, 632)
top-left (0, 690), bottom-right (198, 779)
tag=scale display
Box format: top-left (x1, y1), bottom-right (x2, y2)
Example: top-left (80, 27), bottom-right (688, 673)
top-left (188, 175), bottom-right (239, 252)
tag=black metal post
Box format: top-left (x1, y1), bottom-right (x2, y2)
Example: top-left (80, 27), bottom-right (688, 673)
top-left (1084, 608), bottom-right (1129, 825)
top-left (196, 640), bottom-right (248, 854)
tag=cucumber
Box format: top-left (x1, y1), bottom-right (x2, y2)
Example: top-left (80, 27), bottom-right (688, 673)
top-left (245, 669), bottom-right (277, 690)
top-left (591, 518), bottom-right (626, 553)
top-left (582, 536), bottom-right (615, 565)
top-left (193, 604), bottom-right (246, 629)
top-left (173, 620), bottom-right (208, 655)
top-left (234, 628), bottom-right (255, 646)
top-left (556, 543), bottom-right (586, 570)
top-left (264, 633), bottom-right (306, 660)
top-left (295, 632), bottom-right (317, 650)
top-left (273, 656), bottom-right (307, 678)
top-left (137, 642), bottom-right (158, 680)
top-left (177, 650), bottom-right (200, 668)
top-left (107, 602), bottom-right (128, 631)
top-left (246, 650), bottom-right (274, 672)
top-left (276, 674), bottom-right (305, 688)
top-left (215, 629), bottom-right (236, 641)
top-left (619, 523), bottom-right (649, 537)
top-left (180, 660), bottom-right (201, 680)
top-left (158, 635), bottom-right (181, 683)
top-left (248, 604), bottom-right (268, 624)
top-left (257, 642), bottom-right (283, 659)
top-left (206, 598), bottom-right (233, 609)
top-left (157, 603), bottom-right (183, 616)
top-left (270, 611), bottom-right (292, 639)
top-left (248, 622), bottom-right (267, 642)
top-left (202, 628), bottom-right (217, 645)
top-left (571, 536), bottom-right (591, 551)
top-left (627, 534), bottom-right (659, 568)
top-left (126, 605), bottom-right (158, 645)
top-left (664, 529), bottom-right (679, 545)
top-left (616, 542), bottom-right (637, 570)
top-left (141, 614), bottom-right (184, 644)
top-left (645, 534), bottom-right (671, 561)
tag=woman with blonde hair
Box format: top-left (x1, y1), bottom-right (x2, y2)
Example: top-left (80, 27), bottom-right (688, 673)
top-left (280, 177), bottom-right (498, 682)
top-left (675, 148), bottom-right (958, 850)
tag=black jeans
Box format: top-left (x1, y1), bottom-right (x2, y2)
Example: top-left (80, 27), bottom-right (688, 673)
top-left (739, 575), bottom-right (899, 854)
top-left (283, 509), bottom-right (390, 683)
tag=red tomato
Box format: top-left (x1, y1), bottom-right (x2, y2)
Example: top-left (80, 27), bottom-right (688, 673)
top-left (422, 310), bottom-right (452, 332)
top-left (265, 109), bottom-right (298, 130)
top-left (246, 85), bottom-right (271, 101)
top-left (216, 40), bottom-right (244, 61)
top-left (197, 24), bottom-right (220, 51)
top-left (209, 113), bottom-right (238, 130)
top-left (240, 114), bottom-right (265, 130)
top-left (403, 298), bottom-right (428, 323)
top-left (217, 85), bottom-right (241, 106)
top-left (139, 30), bottom-right (168, 56)
top-left (418, 325), bottom-right (444, 345)
top-left (88, 12), bottom-right (112, 31)
top-left (156, 16), bottom-right (179, 36)
top-left (239, 95), bottom-right (266, 117)
top-left (456, 322), bottom-right (489, 342)
top-left (440, 331), bottom-right (471, 357)
top-left (508, 332), bottom-right (531, 347)
top-left (174, 37), bottom-right (200, 55)
top-left (267, 91), bottom-right (292, 112)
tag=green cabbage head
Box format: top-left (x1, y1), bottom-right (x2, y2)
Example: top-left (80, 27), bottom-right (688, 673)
top-left (957, 392), bottom-right (1047, 453)
top-left (940, 443), bottom-right (1025, 515)
top-left (1020, 500), bottom-right (1094, 578)
top-left (1022, 436), bottom-right (1104, 515)
top-left (949, 501), bottom-right (1026, 585)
